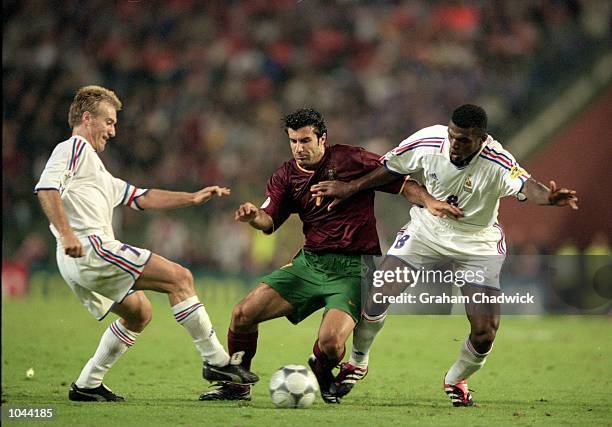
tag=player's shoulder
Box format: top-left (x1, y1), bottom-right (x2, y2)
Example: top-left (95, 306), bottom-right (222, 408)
top-left (328, 143), bottom-right (384, 168)
top-left (392, 125), bottom-right (446, 156)
top-left (479, 137), bottom-right (518, 172)
top-left (400, 125), bottom-right (447, 145)
top-left (483, 138), bottom-right (516, 159)
top-left (329, 144), bottom-right (368, 156)
top-left (52, 136), bottom-right (91, 155)
top-left (51, 137), bottom-right (75, 152)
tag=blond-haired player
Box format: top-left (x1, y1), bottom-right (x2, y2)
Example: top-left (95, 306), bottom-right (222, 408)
top-left (35, 85), bottom-right (258, 402)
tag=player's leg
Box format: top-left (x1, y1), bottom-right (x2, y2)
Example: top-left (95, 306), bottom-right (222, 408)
top-left (349, 221), bottom-right (436, 373)
top-left (336, 254), bottom-right (412, 398)
top-left (444, 285), bottom-right (500, 407)
top-left (353, 255), bottom-right (408, 363)
top-left (199, 282), bottom-right (293, 401)
top-left (309, 309), bottom-right (355, 403)
top-left (229, 283), bottom-right (294, 368)
top-left (69, 291), bottom-right (151, 402)
top-left (443, 235), bottom-right (504, 407)
top-left (134, 253), bottom-right (258, 384)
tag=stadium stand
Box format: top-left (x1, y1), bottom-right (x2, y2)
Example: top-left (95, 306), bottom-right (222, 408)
top-left (3, 0), bottom-right (610, 274)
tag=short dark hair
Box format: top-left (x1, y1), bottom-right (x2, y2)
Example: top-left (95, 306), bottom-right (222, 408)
top-left (283, 108), bottom-right (327, 138)
top-left (451, 104), bottom-right (487, 131)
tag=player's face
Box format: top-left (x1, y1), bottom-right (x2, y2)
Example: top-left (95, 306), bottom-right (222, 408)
top-left (447, 121), bottom-right (486, 163)
top-left (86, 102), bottom-right (117, 152)
top-left (288, 126), bottom-right (326, 169)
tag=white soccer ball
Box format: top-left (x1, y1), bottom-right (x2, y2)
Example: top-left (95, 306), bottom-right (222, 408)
top-left (269, 364), bottom-right (318, 408)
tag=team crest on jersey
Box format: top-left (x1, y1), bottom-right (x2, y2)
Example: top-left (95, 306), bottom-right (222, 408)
top-left (463, 175), bottom-right (473, 193)
top-left (509, 165), bottom-right (527, 179)
top-left (325, 165), bottom-right (336, 181)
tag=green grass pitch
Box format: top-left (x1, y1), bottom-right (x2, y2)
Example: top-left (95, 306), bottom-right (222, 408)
top-left (2, 274), bottom-right (611, 426)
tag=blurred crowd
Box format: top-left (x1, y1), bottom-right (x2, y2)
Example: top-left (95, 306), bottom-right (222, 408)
top-left (3, 0), bottom-right (611, 275)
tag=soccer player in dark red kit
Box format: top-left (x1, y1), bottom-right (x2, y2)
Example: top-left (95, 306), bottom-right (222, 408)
top-left (199, 108), bottom-right (461, 403)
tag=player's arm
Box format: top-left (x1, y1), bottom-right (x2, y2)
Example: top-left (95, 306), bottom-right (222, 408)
top-left (136, 186), bottom-right (230, 209)
top-left (234, 202), bottom-right (274, 231)
top-left (311, 166), bottom-right (397, 210)
top-left (37, 190), bottom-right (84, 258)
top-left (522, 179), bottom-right (578, 209)
top-left (400, 179), bottom-right (464, 219)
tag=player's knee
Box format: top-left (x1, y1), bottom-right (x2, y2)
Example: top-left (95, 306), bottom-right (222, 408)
top-left (124, 299), bottom-right (152, 333)
top-left (231, 302), bottom-right (257, 331)
top-left (134, 303), bottom-right (153, 332)
top-left (173, 265), bottom-right (195, 296)
top-left (318, 332), bottom-right (344, 358)
top-left (139, 298), bottom-right (153, 328)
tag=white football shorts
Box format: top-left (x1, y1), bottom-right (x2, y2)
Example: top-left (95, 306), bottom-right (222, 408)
top-left (56, 234), bottom-right (152, 320)
top-left (386, 215), bottom-right (506, 290)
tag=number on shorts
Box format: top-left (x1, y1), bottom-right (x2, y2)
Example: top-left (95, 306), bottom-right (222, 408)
top-left (120, 244), bottom-right (141, 256)
top-left (394, 234), bottom-right (410, 249)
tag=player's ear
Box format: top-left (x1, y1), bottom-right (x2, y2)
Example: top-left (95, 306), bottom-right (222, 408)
top-left (319, 132), bottom-right (327, 146)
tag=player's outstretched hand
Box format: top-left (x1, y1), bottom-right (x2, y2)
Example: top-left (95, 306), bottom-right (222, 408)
top-left (310, 180), bottom-right (357, 211)
top-left (548, 180), bottom-right (578, 210)
top-left (61, 232), bottom-right (84, 258)
top-left (425, 199), bottom-right (464, 219)
top-left (235, 202), bottom-right (260, 222)
top-left (193, 186), bottom-right (231, 205)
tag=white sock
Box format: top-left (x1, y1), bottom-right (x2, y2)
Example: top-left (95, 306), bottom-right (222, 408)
top-left (445, 336), bottom-right (491, 385)
top-left (172, 296), bottom-right (230, 367)
top-left (348, 311), bottom-right (387, 368)
top-left (75, 319), bottom-right (139, 388)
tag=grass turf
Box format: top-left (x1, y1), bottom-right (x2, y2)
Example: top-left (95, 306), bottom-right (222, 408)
top-left (2, 274), bottom-right (611, 426)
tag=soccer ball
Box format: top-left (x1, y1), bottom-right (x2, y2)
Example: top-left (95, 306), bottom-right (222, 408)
top-left (269, 364), bottom-right (318, 408)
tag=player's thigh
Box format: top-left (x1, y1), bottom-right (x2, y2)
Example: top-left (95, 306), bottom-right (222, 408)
top-left (318, 309), bottom-right (356, 347)
top-left (378, 254), bottom-right (417, 293)
top-left (134, 253), bottom-right (192, 294)
top-left (259, 255), bottom-right (328, 324)
top-left (233, 283), bottom-right (294, 326)
top-left (111, 290), bottom-right (152, 330)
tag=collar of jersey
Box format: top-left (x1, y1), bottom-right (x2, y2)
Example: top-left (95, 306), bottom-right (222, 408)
top-left (294, 161), bottom-right (315, 174)
top-left (293, 149), bottom-right (330, 175)
top-left (446, 136), bottom-right (491, 170)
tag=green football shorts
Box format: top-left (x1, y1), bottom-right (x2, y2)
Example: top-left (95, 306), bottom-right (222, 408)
top-left (260, 249), bottom-right (373, 324)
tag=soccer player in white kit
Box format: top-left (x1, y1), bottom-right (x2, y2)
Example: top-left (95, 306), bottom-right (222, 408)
top-left (35, 85), bottom-right (258, 402)
top-left (311, 104), bottom-right (578, 406)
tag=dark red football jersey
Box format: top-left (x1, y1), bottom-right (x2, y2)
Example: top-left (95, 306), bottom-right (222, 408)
top-left (261, 144), bottom-right (404, 255)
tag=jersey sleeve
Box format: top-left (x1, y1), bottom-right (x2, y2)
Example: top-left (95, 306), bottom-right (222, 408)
top-left (113, 177), bottom-right (149, 210)
top-left (34, 139), bottom-right (89, 193)
top-left (380, 138), bottom-right (425, 177)
top-left (359, 149), bottom-right (404, 194)
top-left (261, 168), bottom-right (291, 234)
top-left (499, 158), bottom-right (531, 200)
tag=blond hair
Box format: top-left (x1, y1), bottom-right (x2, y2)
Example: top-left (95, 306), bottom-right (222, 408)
top-left (68, 85), bottom-right (122, 127)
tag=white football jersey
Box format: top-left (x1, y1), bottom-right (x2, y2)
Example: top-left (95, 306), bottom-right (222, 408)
top-left (382, 125), bottom-right (530, 231)
top-left (35, 136), bottom-right (148, 240)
